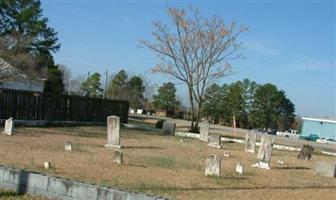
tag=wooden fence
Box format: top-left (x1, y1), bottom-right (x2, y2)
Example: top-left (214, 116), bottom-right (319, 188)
top-left (0, 89), bottom-right (129, 123)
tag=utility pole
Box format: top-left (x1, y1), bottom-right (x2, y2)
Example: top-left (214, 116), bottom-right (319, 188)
top-left (68, 79), bottom-right (71, 95)
top-left (103, 70), bottom-right (108, 99)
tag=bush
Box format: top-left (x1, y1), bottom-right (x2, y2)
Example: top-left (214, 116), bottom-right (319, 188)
top-left (156, 119), bottom-right (166, 129)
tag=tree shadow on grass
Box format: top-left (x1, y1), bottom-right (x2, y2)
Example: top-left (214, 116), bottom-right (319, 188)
top-left (273, 166), bottom-right (310, 170)
top-left (123, 146), bottom-right (165, 150)
top-left (135, 185), bottom-right (336, 192)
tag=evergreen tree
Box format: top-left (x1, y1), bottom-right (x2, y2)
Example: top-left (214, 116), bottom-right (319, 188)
top-left (128, 76), bottom-right (145, 108)
top-left (153, 82), bottom-right (179, 116)
top-left (106, 70), bottom-right (128, 100)
top-left (80, 72), bottom-right (103, 97)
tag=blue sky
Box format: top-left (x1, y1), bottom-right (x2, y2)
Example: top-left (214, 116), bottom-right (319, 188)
top-left (41, 0), bottom-right (335, 118)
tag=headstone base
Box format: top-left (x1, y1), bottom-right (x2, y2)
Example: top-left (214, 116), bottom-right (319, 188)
top-left (105, 144), bottom-right (123, 149)
top-left (1, 131), bottom-right (12, 136)
top-left (207, 144), bottom-right (222, 149)
top-left (252, 161), bottom-right (270, 170)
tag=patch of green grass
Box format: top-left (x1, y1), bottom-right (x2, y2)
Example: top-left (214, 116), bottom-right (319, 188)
top-left (145, 156), bottom-right (177, 169)
top-left (0, 189), bottom-right (47, 200)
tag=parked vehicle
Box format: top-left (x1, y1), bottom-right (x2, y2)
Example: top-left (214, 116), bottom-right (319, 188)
top-left (299, 134), bottom-right (320, 141)
top-left (276, 129), bottom-right (299, 138)
top-left (316, 138), bottom-right (336, 145)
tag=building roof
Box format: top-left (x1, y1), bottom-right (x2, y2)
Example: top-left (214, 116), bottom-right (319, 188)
top-left (302, 117), bottom-right (336, 124)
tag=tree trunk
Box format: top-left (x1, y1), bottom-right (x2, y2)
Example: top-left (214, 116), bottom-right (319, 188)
top-left (187, 85), bottom-right (195, 132)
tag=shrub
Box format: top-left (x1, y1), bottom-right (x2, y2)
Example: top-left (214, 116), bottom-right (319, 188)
top-left (155, 119), bottom-right (166, 129)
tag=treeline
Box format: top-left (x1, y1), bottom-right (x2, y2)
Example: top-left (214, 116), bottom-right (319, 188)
top-left (203, 79), bottom-right (295, 131)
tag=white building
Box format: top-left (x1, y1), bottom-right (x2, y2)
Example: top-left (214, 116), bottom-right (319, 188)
top-left (0, 57), bottom-right (46, 92)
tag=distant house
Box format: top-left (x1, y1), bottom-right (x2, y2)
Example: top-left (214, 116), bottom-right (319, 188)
top-left (0, 57), bottom-right (46, 92)
top-left (301, 117), bottom-right (336, 139)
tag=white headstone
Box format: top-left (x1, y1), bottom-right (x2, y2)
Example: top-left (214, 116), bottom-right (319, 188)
top-left (2, 117), bottom-right (14, 135)
top-left (208, 135), bottom-right (221, 148)
top-left (223, 152), bottom-right (230, 158)
top-left (245, 130), bottom-right (256, 153)
top-left (105, 116), bottom-right (122, 148)
top-left (315, 162), bottom-right (336, 178)
top-left (64, 142), bottom-right (73, 151)
top-left (113, 149), bottom-right (123, 164)
top-left (200, 121), bottom-right (210, 142)
top-left (252, 134), bottom-right (274, 169)
top-left (236, 162), bottom-right (244, 174)
top-left (205, 154), bottom-right (221, 177)
top-left (44, 161), bottom-right (51, 170)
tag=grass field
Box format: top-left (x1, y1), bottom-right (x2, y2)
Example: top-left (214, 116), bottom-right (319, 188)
top-left (0, 125), bottom-right (335, 200)
top-left (0, 189), bottom-right (46, 200)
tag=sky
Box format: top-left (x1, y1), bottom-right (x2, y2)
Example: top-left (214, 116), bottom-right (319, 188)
top-left (41, 0), bottom-right (335, 118)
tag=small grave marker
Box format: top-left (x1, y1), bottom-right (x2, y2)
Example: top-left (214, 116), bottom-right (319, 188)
top-left (162, 121), bottom-right (176, 135)
top-left (200, 121), bottom-right (210, 142)
top-left (297, 145), bottom-right (314, 160)
top-left (208, 135), bottom-right (222, 149)
top-left (64, 142), bottom-right (73, 151)
top-left (315, 162), bottom-right (336, 178)
top-left (223, 152), bottom-right (230, 158)
top-left (2, 117), bottom-right (14, 136)
top-left (205, 154), bottom-right (221, 177)
top-left (245, 130), bottom-right (256, 153)
top-left (236, 162), bottom-right (244, 175)
top-left (44, 161), bottom-right (51, 170)
top-left (113, 149), bottom-right (123, 164)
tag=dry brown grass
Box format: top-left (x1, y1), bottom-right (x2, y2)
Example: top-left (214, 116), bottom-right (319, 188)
top-left (0, 126), bottom-right (335, 200)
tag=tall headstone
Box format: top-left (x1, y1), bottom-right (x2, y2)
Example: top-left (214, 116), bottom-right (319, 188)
top-left (297, 145), bottom-right (314, 160)
top-left (252, 134), bottom-right (274, 169)
top-left (205, 154), bottom-right (221, 177)
top-left (161, 121), bottom-right (176, 135)
top-left (105, 116), bottom-right (121, 148)
top-left (200, 121), bottom-right (210, 142)
top-left (315, 162), bottom-right (336, 178)
top-left (208, 135), bottom-right (222, 148)
top-left (113, 149), bottom-right (123, 164)
top-left (245, 130), bottom-right (256, 153)
top-left (2, 117), bottom-right (14, 136)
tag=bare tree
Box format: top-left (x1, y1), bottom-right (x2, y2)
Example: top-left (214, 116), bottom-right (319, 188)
top-left (0, 36), bottom-right (38, 83)
top-left (140, 7), bottom-right (247, 132)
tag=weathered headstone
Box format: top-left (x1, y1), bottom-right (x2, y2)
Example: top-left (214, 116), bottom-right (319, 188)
top-left (64, 142), bottom-right (73, 151)
top-left (245, 130), bottom-right (256, 153)
top-left (315, 162), bottom-right (336, 178)
top-left (205, 154), bottom-right (221, 177)
top-left (105, 116), bottom-right (121, 148)
top-left (223, 152), bottom-right (230, 158)
top-left (252, 134), bottom-right (274, 169)
top-left (2, 117), bottom-right (14, 135)
top-left (236, 162), bottom-right (244, 175)
top-left (113, 149), bottom-right (123, 164)
top-left (200, 121), bottom-right (210, 142)
top-left (161, 121), bottom-right (176, 135)
top-left (44, 161), bottom-right (51, 170)
top-left (208, 135), bottom-right (222, 148)
top-left (277, 160), bottom-right (285, 165)
top-left (297, 144), bottom-right (314, 160)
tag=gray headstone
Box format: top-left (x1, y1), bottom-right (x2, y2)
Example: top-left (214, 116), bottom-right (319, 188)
top-left (161, 121), bottom-right (176, 135)
top-left (200, 121), bottom-right (210, 142)
top-left (297, 145), bottom-right (314, 160)
top-left (64, 142), bottom-right (73, 151)
top-left (245, 130), bottom-right (256, 153)
top-left (113, 149), bottom-right (123, 164)
top-left (236, 162), bottom-right (244, 175)
top-left (105, 116), bottom-right (121, 148)
top-left (2, 117), bottom-right (14, 135)
top-left (208, 135), bottom-right (221, 148)
top-left (252, 134), bottom-right (274, 169)
top-left (315, 162), bottom-right (336, 178)
top-left (205, 154), bottom-right (221, 177)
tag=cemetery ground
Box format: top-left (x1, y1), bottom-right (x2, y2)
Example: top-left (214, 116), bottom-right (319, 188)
top-left (1, 124), bottom-right (336, 200)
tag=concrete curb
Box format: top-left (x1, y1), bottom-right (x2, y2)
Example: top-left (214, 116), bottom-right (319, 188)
top-left (0, 165), bottom-right (168, 200)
